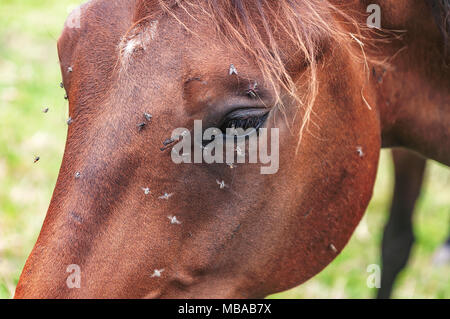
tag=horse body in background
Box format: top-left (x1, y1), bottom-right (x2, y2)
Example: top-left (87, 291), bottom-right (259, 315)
top-left (15, 0), bottom-right (449, 298)
top-left (380, 149), bottom-right (449, 299)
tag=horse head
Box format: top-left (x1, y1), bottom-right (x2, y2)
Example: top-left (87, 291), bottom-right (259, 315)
top-left (15, 0), bottom-right (449, 298)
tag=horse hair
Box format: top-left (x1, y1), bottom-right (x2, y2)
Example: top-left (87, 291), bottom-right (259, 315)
top-left (129, 0), bottom-right (382, 152)
top-left (426, 0), bottom-right (450, 54)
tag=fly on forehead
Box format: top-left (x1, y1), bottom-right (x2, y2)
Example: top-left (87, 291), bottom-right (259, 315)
top-left (150, 269), bottom-right (164, 278)
top-left (168, 215), bottom-right (181, 224)
top-left (216, 180), bottom-right (228, 189)
top-left (159, 192), bottom-right (174, 200)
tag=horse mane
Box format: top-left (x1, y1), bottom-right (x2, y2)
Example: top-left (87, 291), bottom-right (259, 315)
top-left (427, 0), bottom-right (450, 54)
top-left (133, 0), bottom-right (378, 150)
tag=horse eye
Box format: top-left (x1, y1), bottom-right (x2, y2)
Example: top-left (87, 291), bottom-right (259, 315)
top-left (220, 109), bottom-right (270, 138)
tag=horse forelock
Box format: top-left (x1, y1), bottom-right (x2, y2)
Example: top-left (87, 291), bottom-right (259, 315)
top-left (129, 0), bottom-right (373, 151)
top-left (426, 0), bottom-right (450, 53)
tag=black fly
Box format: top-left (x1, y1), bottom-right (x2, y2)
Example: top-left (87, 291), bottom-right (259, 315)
top-left (137, 122), bottom-right (146, 131)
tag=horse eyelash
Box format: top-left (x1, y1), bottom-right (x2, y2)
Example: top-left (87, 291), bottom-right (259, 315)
top-left (222, 113), bottom-right (269, 131)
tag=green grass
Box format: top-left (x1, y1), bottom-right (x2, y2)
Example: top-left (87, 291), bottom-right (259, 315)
top-left (0, 0), bottom-right (449, 299)
top-left (0, 0), bottom-right (73, 298)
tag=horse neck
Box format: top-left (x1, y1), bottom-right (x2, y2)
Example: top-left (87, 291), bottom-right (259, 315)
top-left (373, 0), bottom-right (450, 165)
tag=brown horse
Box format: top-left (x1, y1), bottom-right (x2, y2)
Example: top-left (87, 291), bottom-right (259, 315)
top-left (15, 0), bottom-right (449, 298)
top-left (379, 149), bottom-right (449, 298)
top-left (379, 149), bottom-right (427, 299)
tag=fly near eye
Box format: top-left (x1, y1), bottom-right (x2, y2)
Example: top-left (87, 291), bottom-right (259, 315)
top-left (246, 81), bottom-right (258, 99)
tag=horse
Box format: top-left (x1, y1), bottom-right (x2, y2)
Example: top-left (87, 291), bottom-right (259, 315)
top-left (379, 149), bottom-right (427, 298)
top-left (14, 0), bottom-right (449, 298)
top-left (379, 148), bottom-right (449, 299)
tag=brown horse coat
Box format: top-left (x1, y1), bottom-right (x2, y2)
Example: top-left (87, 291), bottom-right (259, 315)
top-left (15, 0), bottom-right (449, 298)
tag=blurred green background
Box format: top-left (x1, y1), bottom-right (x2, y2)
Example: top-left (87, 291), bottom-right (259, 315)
top-left (0, 0), bottom-right (449, 299)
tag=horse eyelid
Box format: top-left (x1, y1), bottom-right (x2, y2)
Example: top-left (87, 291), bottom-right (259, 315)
top-left (220, 111), bottom-right (270, 138)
